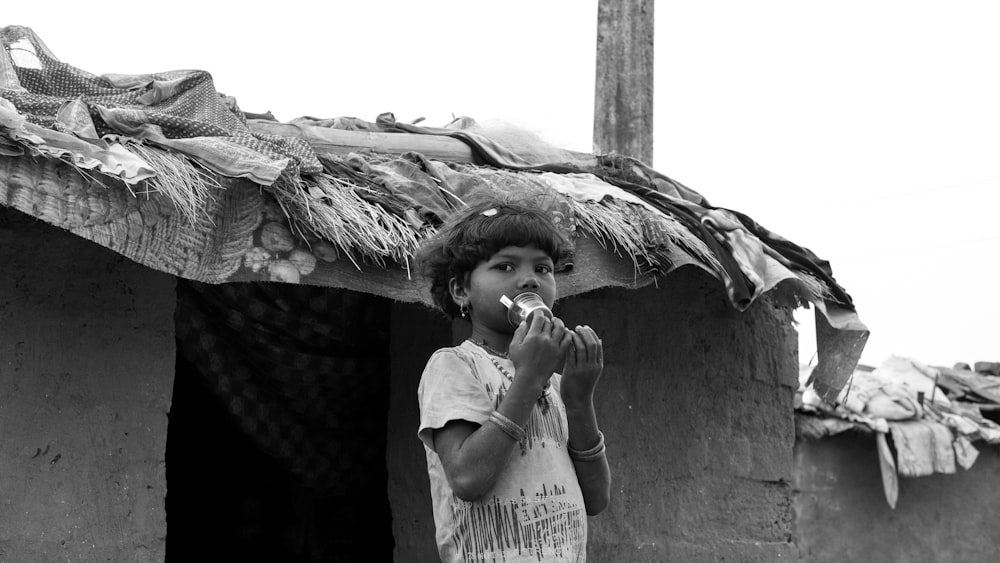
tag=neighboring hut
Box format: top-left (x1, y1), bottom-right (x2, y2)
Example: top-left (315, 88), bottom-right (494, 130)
top-left (0, 26), bottom-right (867, 561)
top-left (793, 358), bottom-right (1000, 562)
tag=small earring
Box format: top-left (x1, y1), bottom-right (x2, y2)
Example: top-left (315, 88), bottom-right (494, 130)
top-left (460, 304), bottom-right (469, 318)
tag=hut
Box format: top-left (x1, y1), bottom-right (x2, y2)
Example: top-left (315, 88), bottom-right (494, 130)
top-left (0, 26), bottom-right (868, 561)
top-left (793, 358), bottom-right (1000, 562)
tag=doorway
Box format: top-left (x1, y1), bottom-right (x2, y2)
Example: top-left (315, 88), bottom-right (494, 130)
top-left (166, 280), bottom-right (394, 562)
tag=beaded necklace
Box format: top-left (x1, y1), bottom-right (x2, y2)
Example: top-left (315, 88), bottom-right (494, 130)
top-left (467, 339), bottom-right (551, 411)
top-left (469, 338), bottom-right (509, 359)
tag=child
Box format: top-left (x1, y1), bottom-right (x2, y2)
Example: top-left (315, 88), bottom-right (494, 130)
top-left (416, 201), bottom-right (611, 562)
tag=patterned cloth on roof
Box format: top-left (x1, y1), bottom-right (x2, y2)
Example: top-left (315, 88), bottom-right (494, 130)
top-left (0, 25), bottom-right (320, 185)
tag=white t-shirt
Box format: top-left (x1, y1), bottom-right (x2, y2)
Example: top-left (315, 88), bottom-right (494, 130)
top-left (418, 341), bottom-right (588, 563)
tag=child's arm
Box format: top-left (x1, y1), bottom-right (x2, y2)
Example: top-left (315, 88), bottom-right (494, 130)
top-left (562, 326), bottom-right (611, 515)
top-left (434, 314), bottom-right (568, 501)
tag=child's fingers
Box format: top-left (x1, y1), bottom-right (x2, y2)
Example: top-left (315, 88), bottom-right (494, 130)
top-left (575, 324), bottom-right (598, 342)
top-left (512, 316), bottom-right (529, 343)
top-left (568, 331), bottom-right (585, 363)
top-left (551, 316), bottom-right (568, 338)
top-left (560, 331), bottom-right (579, 370)
top-left (525, 310), bottom-right (546, 336)
top-left (557, 323), bottom-right (574, 354)
top-left (559, 328), bottom-right (575, 348)
top-left (575, 325), bottom-right (602, 363)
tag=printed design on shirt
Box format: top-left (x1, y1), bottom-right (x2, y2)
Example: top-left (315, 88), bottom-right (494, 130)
top-left (450, 483), bottom-right (586, 562)
top-left (495, 385), bottom-right (567, 455)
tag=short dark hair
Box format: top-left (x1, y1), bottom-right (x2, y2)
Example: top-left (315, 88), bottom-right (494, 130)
top-left (417, 201), bottom-right (570, 318)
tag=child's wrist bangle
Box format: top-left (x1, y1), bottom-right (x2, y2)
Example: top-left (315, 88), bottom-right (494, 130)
top-left (569, 431), bottom-right (606, 462)
top-left (489, 411), bottom-right (526, 443)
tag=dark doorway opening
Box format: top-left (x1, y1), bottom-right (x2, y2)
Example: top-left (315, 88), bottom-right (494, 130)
top-left (166, 281), bottom-right (394, 562)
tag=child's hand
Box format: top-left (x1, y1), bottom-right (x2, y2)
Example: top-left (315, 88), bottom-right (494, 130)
top-left (509, 310), bottom-right (570, 391)
top-left (561, 325), bottom-right (603, 403)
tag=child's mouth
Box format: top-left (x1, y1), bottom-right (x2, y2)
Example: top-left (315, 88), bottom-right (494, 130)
top-left (500, 293), bottom-right (553, 327)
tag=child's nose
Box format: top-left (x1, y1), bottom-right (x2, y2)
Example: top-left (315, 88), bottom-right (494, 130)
top-left (518, 272), bottom-right (540, 290)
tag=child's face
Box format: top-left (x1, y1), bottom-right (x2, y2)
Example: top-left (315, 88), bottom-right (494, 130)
top-left (454, 245), bottom-right (557, 335)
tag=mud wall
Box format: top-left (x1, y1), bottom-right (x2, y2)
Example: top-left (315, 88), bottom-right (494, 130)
top-left (0, 208), bottom-right (174, 561)
top-left (388, 266), bottom-right (800, 561)
top-left (794, 433), bottom-right (1000, 562)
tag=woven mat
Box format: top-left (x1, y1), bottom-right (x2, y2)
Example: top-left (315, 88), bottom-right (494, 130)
top-left (0, 154), bottom-right (258, 282)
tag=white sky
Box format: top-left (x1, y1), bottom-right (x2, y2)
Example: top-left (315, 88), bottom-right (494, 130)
top-left (6, 1), bottom-right (999, 368)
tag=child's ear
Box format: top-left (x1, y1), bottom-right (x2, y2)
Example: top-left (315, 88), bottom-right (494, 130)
top-left (448, 276), bottom-right (468, 309)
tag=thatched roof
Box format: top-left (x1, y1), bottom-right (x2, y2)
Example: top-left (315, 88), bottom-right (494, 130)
top-left (0, 25), bottom-right (866, 400)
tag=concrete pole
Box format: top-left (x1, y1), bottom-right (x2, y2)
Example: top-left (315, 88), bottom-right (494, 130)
top-left (593, 0), bottom-right (654, 165)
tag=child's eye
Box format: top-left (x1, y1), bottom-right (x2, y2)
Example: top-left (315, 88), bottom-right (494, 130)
top-left (494, 263), bottom-right (514, 272)
top-left (536, 264), bottom-right (553, 275)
